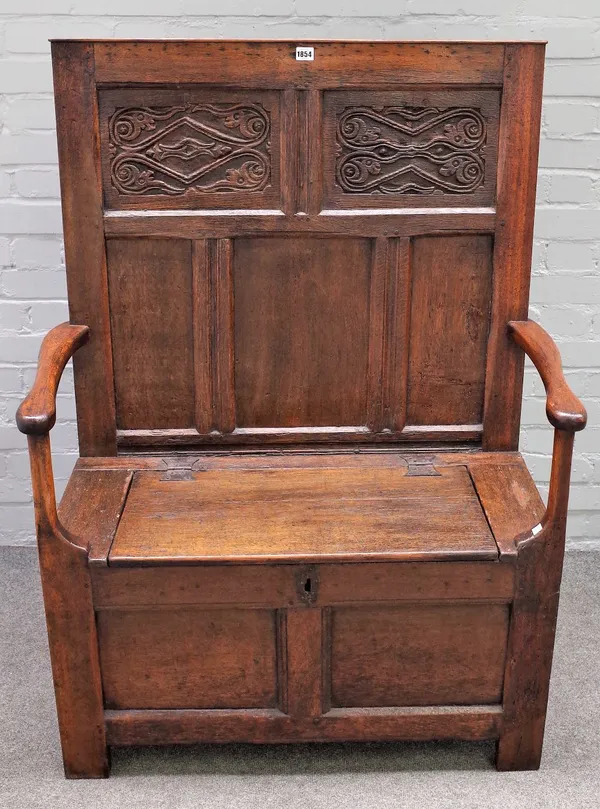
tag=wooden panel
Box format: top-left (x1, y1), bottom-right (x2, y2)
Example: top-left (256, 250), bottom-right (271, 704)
top-left (108, 465), bottom-right (498, 565)
top-left (94, 41), bottom-right (505, 86)
top-left (58, 469), bottom-right (132, 566)
top-left (106, 238), bottom-right (194, 430)
top-left (192, 240), bottom-right (211, 433)
top-left (365, 238), bottom-right (410, 433)
top-left (318, 561), bottom-right (514, 604)
top-left (74, 448), bottom-right (516, 473)
top-left (484, 43), bottom-right (545, 450)
top-left (97, 608), bottom-right (277, 709)
top-left (407, 235), bottom-right (493, 425)
top-left (323, 90), bottom-right (500, 209)
top-left (92, 564), bottom-right (297, 608)
top-left (469, 457), bottom-right (545, 559)
top-left (98, 88), bottom-right (281, 211)
top-left (281, 609), bottom-right (324, 717)
top-left (92, 560), bottom-right (514, 609)
top-left (51, 41), bottom-right (116, 456)
top-left (331, 604), bottom-right (508, 707)
top-left (116, 424), bottom-right (483, 448)
top-left (234, 237), bottom-right (372, 428)
top-left (104, 209), bottom-right (496, 239)
top-left (105, 705), bottom-right (503, 746)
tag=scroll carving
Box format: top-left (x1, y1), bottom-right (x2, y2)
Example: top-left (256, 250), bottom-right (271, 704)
top-left (335, 106), bottom-right (487, 195)
top-left (108, 103), bottom-right (271, 196)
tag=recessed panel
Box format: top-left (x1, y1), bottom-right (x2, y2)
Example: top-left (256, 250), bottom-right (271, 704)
top-left (323, 90), bottom-right (500, 209)
top-left (234, 237), bottom-right (372, 428)
top-left (331, 604), bottom-right (508, 707)
top-left (107, 238), bottom-right (195, 429)
top-left (407, 235), bottom-right (493, 425)
top-left (97, 607), bottom-right (277, 709)
top-left (99, 88), bottom-right (281, 210)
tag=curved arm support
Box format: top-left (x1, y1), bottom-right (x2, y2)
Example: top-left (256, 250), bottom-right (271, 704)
top-left (16, 323), bottom-right (89, 435)
top-left (508, 320), bottom-right (587, 432)
top-left (508, 320), bottom-right (586, 543)
top-left (16, 323), bottom-right (90, 551)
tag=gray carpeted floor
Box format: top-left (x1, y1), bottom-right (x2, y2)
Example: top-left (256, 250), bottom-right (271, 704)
top-left (0, 547), bottom-right (598, 809)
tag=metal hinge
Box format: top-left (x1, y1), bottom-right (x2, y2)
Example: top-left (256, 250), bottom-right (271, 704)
top-left (403, 454), bottom-right (441, 477)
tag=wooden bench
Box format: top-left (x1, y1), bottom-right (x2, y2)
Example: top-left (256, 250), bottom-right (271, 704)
top-left (16, 39), bottom-right (586, 777)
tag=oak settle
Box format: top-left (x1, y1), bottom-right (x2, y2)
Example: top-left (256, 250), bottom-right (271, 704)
top-left (16, 40), bottom-right (586, 777)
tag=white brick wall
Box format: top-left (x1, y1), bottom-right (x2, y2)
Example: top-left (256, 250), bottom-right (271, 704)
top-left (0, 3), bottom-right (598, 549)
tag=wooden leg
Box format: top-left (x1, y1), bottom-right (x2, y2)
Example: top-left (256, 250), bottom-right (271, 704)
top-left (496, 592), bottom-right (560, 771)
top-left (39, 536), bottom-right (109, 778)
top-left (497, 431), bottom-right (574, 771)
top-left (27, 434), bottom-right (108, 778)
top-left (496, 521), bottom-right (565, 770)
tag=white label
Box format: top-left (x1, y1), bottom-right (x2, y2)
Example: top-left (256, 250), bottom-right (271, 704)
top-left (296, 46), bottom-right (314, 61)
top-left (531, 522), bottom-right (543, 537)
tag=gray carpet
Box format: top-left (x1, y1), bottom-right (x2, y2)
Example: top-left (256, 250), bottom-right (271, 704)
top-left (0, 547), bottom-right (598, 809)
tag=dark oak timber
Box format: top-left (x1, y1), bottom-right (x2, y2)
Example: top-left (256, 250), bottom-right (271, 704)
top-left (15, 40), bottom-right (585, 777)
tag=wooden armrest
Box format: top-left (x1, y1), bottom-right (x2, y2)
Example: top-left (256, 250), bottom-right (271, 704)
top-left (16, 323), bottom-right (89, 435)
top-left (508, 320), bottom-right (587, 432)
top-left (509, 319), bottom-right (586, 545)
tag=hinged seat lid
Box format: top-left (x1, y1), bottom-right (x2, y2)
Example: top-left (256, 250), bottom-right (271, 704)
top-left (108, 461), bottom-right (498, 565)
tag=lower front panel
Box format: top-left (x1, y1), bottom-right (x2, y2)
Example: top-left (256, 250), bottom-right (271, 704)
top-left (97, 607), bottom-right (278, 709)
top-left (330, 604), bottom-right (508, 707)
top-left (94, 561), bottom-right (512, 743)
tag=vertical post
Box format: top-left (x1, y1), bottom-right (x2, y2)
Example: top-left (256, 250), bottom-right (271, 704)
top-left (29, 435), bottom-right (108, 778)
top-left (483, 43), bottom-right (545, 450)
top-left (496, 431), bottom-right (574, 770)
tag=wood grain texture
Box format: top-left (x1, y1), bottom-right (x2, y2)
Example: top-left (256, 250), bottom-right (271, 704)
top-left (93, 41), bottom-right (505, 86)
top-left (497, 411), bottom-right (581, 769)
top-left (469, 458), bottom-right (545, 559)
top-left (92, 560), bottom-right (514, 610)
top-left (407, 235), bottom-right (493, 425)
top-left (115, 424), bottom-right (483, 449)
top-left (317, 560), bottom-right (514, 604)
top-left (72, 449), bottom-right (512, 473)
top-left (483, 43), bottom-right (545, 450)
top-left (509, 320), bottom-right (587, 432)
top-left (106, 238), bottom-right (194, 430)
top-left (108, 465), bottom-right (498, 565)
top-left (92, 564), bottom-right (297, 609)
top-left (234, 237), bottom-right (372, 428)
top-left (27, 436), bottom-right (107, 778)
top-left (213, 238), bottom-right (236, 432)
top-left (103, 210), bottom-right (496, 239)
top-left (282, 609), bottom-right (324, 717)
top-left (16, 323), bottom-right (89, 435)
top-left (192, 240), bottom-right (212, 433)
top-left (331, 604), bottom-right (509, 707)
top-left (58, 469), bottom-right (132, 566)
top-left (97, 608), bottom-right (278, 709)
top-left (52, 41), bottom-right (116, 456)
top-left (105, 705), bottom-right (503, 746)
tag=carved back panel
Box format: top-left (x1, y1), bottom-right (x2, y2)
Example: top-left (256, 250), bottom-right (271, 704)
top-left (51, 40), bottom-right (544, 455)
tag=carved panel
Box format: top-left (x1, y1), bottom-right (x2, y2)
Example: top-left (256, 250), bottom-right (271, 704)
top-left (336, 106), bottom-right (486, 195)
top-left (323, 90), bottom-right (500, 209)
top-left (109, 104), bottom-right (271, 196)
top-left (100, 89), bottom-right (281, 210)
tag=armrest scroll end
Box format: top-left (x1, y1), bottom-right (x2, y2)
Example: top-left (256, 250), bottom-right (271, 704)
top-left (15, 323), bottom-right (90, 436)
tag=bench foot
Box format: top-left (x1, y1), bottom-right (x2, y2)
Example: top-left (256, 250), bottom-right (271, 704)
top-left (495, 732), bottom-right (543, 771)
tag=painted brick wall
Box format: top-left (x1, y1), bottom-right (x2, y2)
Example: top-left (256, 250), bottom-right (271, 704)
top-left (0, 2), bottom-right (598, 548)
